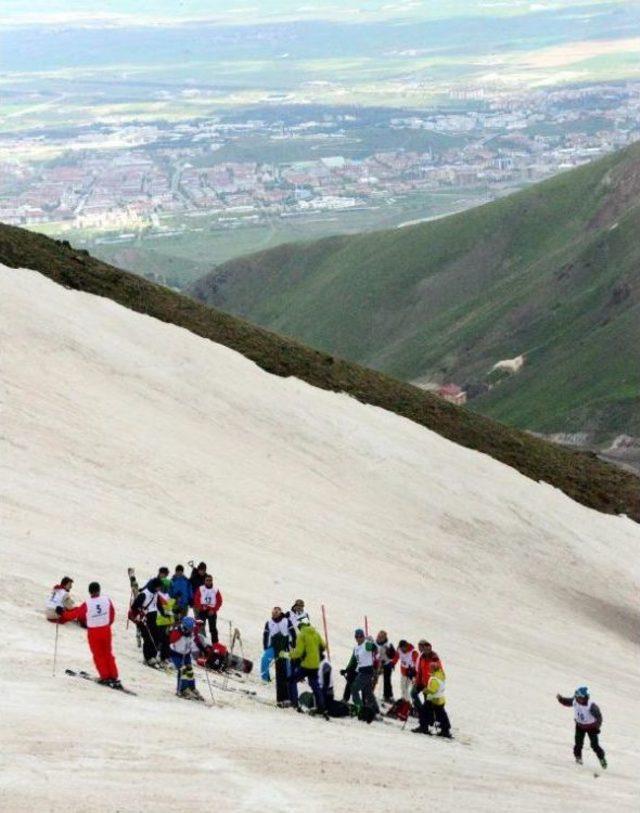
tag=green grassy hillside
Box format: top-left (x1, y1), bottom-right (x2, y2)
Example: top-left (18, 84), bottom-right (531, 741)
top-left (189, 142), bottom-right (640, 441)
top-left (1, 222), bottom-right (639, 522)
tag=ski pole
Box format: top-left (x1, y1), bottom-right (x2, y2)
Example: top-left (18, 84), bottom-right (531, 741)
top-left (52, 621), bottom-right (60, 676)
top-left (364, 615), bottom-right (369, 637)
top-left (203, 660), bottom-right (216, 706)
top-left (321, 604), bottom-right (331, 659)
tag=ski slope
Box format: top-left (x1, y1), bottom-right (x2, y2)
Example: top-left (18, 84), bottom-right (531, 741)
top-left (1, 264), bottom-right (639, 812)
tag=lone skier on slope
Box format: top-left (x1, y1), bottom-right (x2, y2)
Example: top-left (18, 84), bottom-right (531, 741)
top-left (557, 686), bottom-right (607, 769)
top-left (61, 582), bottom-right (122, 689)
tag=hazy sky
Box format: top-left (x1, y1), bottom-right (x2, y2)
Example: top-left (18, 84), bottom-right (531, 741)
top-left (1, 0), bottom-right (630, 26)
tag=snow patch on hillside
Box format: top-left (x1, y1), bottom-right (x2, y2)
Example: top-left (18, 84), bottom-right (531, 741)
top-left (1, 265), bottom-right (639, 812)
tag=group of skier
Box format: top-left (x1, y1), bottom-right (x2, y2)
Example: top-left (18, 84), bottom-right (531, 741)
top-left (259, 602), bottom-right (451, 733)
top-left (45, 571), bottom-right (608, 764)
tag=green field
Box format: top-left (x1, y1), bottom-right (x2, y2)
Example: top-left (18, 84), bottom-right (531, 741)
top-left (40, 188), bottom-right (489, 288)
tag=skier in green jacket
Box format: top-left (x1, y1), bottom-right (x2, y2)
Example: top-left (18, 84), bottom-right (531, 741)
top-left (279, 619), bottom-right (328, 717)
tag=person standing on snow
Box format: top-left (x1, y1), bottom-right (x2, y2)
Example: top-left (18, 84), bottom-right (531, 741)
top-left (346, 629), bottom-right (379, 721)
top-left (412, 660), bottom-right (451, 737)
top-left (397, 640), bottom-right (418, 701)
top-left (287, 599), bottom-right (310, 645)
top-left (263, 606), bottom-right (293, 706)
top-left (319, 652), bottom-right (335, 708)
top-left (169, 564), bottom-right (193, 620)
top-left (45, 577), bottom-right (75, 622)
top-left (412, 640), bottom-right (442, 710)
top-left (556, 687), bottom-right (607, 769)
top-left (194, 573), bottom-right (223, 644)
top-left (169, 617), bottom-right (206, 700)
top-left (60, 582), bottom-right (122, 688)
top-left (373, 630), bottom-right (397, 703)
top-left (130, 577), bottom-right (166, 665)
top-left (188, 561), bottom-right (208, 601)
top-left (280, 618), bottom-right (328, 717)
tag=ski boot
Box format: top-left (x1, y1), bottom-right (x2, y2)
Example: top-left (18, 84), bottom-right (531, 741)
top-left (411, 726), bottom-right (431, 735)
top-left (109, 679), bottom-right (123, 690)
top-left (190, 687), bottom-right (205, 701)
top-left (599, 757), bottom-right (607, 770)
top-left (575, 756), bottom-right (583, 765)
top-left (437, 731), bottom-right (453, 739)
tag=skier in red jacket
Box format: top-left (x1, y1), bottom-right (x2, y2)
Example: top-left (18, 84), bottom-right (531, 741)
top-left (62, 582), bottom-right (121, 688)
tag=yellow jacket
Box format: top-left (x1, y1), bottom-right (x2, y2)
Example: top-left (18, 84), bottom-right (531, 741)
top-left (423, 669), bottom-right (446, 706)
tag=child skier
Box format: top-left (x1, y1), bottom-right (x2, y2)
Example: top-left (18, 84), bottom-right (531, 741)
top-left (169, 617), bottom-right (206, 700)
top-left (556, 686), bottom-right (607, 768)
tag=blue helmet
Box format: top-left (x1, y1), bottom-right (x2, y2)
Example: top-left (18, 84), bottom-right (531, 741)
top-left (574, 686), bottom-right (589, 698)
top-left (181, 617), bottom-right (195, 634)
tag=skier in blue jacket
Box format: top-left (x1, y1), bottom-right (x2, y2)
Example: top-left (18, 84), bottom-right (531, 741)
top-left (170, 565), bottom-right (193, 619)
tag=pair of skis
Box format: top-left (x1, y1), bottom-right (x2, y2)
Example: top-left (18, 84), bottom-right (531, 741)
top-left (65, 669), bottom-right (137, 695)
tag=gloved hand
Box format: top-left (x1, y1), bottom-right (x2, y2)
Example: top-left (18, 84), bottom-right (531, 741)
top-left (278, 652), bottom-right (290, 660)
top-left (55, 606), bottom-right (64, 616)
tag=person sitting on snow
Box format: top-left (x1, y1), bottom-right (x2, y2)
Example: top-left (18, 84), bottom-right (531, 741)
top-left (556, 686), bottom-right (607, 769)
top-left (45, 576), bottom-right (75, 621)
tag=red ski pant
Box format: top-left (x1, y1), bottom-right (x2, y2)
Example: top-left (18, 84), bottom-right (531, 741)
top-left (87, 626), bottom-right (118, 680)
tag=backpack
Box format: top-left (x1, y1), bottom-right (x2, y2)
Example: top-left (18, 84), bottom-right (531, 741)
top-left (386, 699), bottom-right (411, 722)
top-left (327, 699), bottom-right (350, 718)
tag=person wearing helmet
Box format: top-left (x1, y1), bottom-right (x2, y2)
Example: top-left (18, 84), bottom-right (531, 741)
top-left (169, 616), bottom-right (207, 700)
top-left (556, 686), bottom-right (607, 769)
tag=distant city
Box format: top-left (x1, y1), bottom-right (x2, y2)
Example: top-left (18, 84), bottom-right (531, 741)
top-left (2, 80), bottom-right (640, 276)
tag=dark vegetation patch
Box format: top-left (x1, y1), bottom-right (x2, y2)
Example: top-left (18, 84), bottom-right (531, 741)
top-left (1, 222), bottom-right (638, 522)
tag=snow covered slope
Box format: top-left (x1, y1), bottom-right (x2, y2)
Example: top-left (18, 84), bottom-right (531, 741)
top-left (1, 265), bottom-right (639, 812)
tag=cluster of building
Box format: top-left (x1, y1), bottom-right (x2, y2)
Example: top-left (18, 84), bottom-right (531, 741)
top-left (1, 82), bottom-right (640, 238)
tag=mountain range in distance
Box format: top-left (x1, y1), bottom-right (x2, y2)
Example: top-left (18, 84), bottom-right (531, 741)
top-left (188, 140), bottom-right (640, 468)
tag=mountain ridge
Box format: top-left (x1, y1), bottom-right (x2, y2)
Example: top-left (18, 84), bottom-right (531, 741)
top-left (188, 141), bottom-right (640, 443)
top-left (0, 221), bottom-right (638, 522)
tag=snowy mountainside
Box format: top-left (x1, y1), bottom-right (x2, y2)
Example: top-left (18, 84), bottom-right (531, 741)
top-left (0, 265), bottom-right (639, 812)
